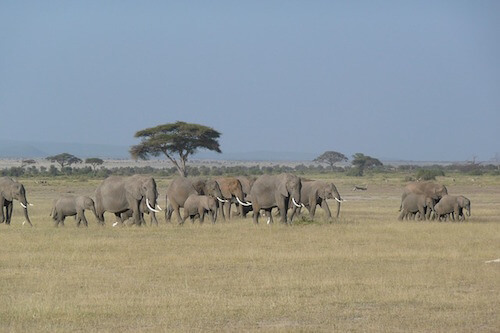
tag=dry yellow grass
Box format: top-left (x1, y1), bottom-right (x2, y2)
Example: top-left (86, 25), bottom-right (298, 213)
top-left (1, 175), bottom-right (499, 332)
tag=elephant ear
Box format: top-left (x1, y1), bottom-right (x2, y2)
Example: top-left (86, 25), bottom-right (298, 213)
top-left (124, 181), bottom-right (142, 200)
top-left (278, 181), bottom-right (288, 197)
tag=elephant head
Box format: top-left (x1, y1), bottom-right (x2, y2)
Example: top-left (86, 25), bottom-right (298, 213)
top-left (319, 182), bottom-right (343, 218)
top-left (458, 196), bottom-right (471, 216)
top-left (278, 173), bottom-right (302, 208)
top-left (84, 197), bottom-right (98, 219)
top-left (127, 175), bottom-right (160, 214)
top-left (0, 179), bottom-right (32, 226)
top-left (196, 179), bottom-right (225, 204)
top-left (206, 197), bottom-right (218, 223)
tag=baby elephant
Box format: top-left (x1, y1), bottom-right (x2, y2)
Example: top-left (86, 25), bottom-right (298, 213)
top-left (433, 195), bottom-right (471, 221)
top-left (50, 195), bottom-right (97, 227)
top-left (398, 193), bottom-right (434, 221)
top-left (182, 194), bottom-right (218, 224)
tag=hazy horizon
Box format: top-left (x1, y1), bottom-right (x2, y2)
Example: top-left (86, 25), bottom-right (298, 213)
top-left (1, 1), bottom-right (499, 161)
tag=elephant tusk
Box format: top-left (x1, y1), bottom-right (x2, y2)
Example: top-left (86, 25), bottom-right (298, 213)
top-left (146, 198), bottom-right (160, 213)
top-left (156, 204), bottom-right (162, 211)
top-left (292, 197), bottom-right (302, 208)
top-left (335, 197), bottom-right (343, 203)
top-left (28, 202), bottom-right (34, 206)
top-left (112, 222), bottom-right (119, 227)
top-left (236, 197), bottom-right (252, 207)
top-left (20, 202), bottom-right (27, 209)
top-left (216, 196), bottom-right (229, 203)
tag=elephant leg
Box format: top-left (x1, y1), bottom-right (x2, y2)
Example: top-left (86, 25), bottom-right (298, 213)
top-left (6, 201), bottom-right (13, 224)
top-left (224, 202), bottom-right (231, 220)
top-left (0, 199), bottom-right (5, 223)
top-left (289, 206), bottom-right (298, 222)
top-left (320, 200), bottom-right (332, 220)
top-left (172, 204), bottom-right (183, 225)
top-left (309, 203), bottom-right (317, 220)
top-left (252, 203), bottom-right (260, 224)
top-left (80, 211), bottom-right (89, 227)
top-left (150, 212), bottom-right (158, 226)
top-left (218, 202), bottom-right (226, 221)
top-left (199, 209), bottom-right (205, 224)
top-left (398, 210), bottom-right (405, 221)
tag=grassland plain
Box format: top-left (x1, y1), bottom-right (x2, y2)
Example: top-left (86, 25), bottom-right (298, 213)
top-left (0, 174), bottom-right (499, 332)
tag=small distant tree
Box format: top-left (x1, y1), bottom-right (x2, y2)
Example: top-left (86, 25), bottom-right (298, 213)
top-left (85, 158), bottom-right (104, 171)
top-left (21, 159), bottom-right (36, 168)
top-left (130, 121), bottom-right (222, 177)
top-left (46, 153), bottom-right (82, 171)
top-left (350, 153), bottom-right (383, 176)
top-left (314, 151), bottom-right (348, 171)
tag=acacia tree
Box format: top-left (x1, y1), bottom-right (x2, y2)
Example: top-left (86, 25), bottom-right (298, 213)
top-left (130, 121), bottom-right (222, 177)
top-left (85, 158), bottom-right (104, 171)
top-left (313, 151), bottom-right (348, 171)
top-left (351, 153), bottom-right (383, 176)
top-left (46, 153), bottom-right (82, 171)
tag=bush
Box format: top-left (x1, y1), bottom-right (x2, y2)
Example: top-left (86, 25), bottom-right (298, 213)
top-left (415, 168), bottom-right (445, 181)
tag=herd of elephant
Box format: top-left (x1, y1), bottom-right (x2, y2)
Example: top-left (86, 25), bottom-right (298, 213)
top-left (0, 174), bottom-right (470, 228)
top-left (399, 181), bottom-right (471, 221)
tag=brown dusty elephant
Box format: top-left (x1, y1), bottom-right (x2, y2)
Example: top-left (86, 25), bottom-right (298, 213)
top-left (182, 194), bottom-right (218, 224)
top-left (400, 181), bottom-right (448, 211)
top-left (215, 177), bottom-right (251, 220)
top-left (289, 179), bottom-right (343, 221)
top-left (50, 194), bottom-right (98, 227)
top-left (398, 193), bottom-right (434, 221)
top-left (95, 175), bottom-right (160, 226)
top-left (235, 176), bottom-right (257, 218)
top-left (165, 177), bottom-right (225, 224)
top-left (432, 195), bottom-right (471, 221)
top-left (249, 173), bottom-right (302, 224)
top-left (0, 177), bottom-right (33, 226)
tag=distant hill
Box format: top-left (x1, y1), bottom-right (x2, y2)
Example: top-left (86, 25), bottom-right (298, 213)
top-left (0, 140), bottom-right (319, 161)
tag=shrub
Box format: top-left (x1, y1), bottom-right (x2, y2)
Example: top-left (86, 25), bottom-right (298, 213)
top-left (415, 168), bottom-right (445, 180)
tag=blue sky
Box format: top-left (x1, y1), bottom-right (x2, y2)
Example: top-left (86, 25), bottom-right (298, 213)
top-left (1, 1), bottom-right (499, 161)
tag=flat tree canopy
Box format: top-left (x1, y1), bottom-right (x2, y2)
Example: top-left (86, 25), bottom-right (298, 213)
top-left (85, 158), bottom-right (104, 171)
top-left (46, 153), bottom-right (82, 170)
top-left (314, 151), bottom-right (348, 170)
top-left (351, 153), bottom-right (383, 176)
top-left (130, 121), bottom-right (221, 177)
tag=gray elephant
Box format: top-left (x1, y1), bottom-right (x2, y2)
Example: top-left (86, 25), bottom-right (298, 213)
top-left (120, 196), bottom-right (159, 226)
top-left (432, 195), bottom-right (471, 221)
top-left (289, 180), bottom-right (343, 221)
top-left (249, 173), bottom-right (302, 224)
top-left (182, 194), bottom-right (218, 224)
top-left (50, 194), bottom-right (97, 227)
top-left (400, 181), bottom-right (448, 211)
top-left (95, 175), bottom-right (160, 226)
top-left (165, 177), bottom-right (225, 224)
top-left (398, 193), bottom-right (434, 221)
top-left (0, 177), bottom-right (33, 226)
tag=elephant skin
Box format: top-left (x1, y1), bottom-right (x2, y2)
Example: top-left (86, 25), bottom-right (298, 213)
top-left (120, 196), bottom-right (159, 226)
top-left (249, 173), bottom-right (301, 224)
top-left (182, 194), bottom-right (218, 224)
top-left (50, 195), bottom-right (97, 227)
top-left (95, 175), bottom-right (159, 226)
top-left (398, 193), bottom-right (434, 221)
top-left (165, 177), bottom-right (223, 224)
top-left (290, 180), bottom-right (342, 221)
top-left (433, 195), bottom-right (471, 221)
top-left (0, 177), bottom-right (32, 226)
top-left (215, 177), bottom-right (250, 220)
top-left (400, 181), bottom-right (448, 211)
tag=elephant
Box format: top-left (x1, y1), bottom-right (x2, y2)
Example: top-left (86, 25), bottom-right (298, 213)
top-left (249, 173), bottom-right (302, 224)
top-left (0, 177), bottom-right (33, 226)
top-left (120, 196), bottom-right (159, 226)
top-left (165, 177), bottom-right (225, 224)
top-left (215, 177), bottom-right (251, 220)
top-left (50, 195), bottom-right (97, 227)
top-left (182, 194), bottom-right (218, 224)
top-left (432, 195), bottom-right (471, 221)
top-left (95, 175), bottom-right (160, 226)
top-left (289, 179), bottom-right (343, 221)
top-left (235, 176), bottom-right (256, 218)
top-left (398, 193), bottom-right (434, 221)
top-left (400, 181), bottom-right (448, 211)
